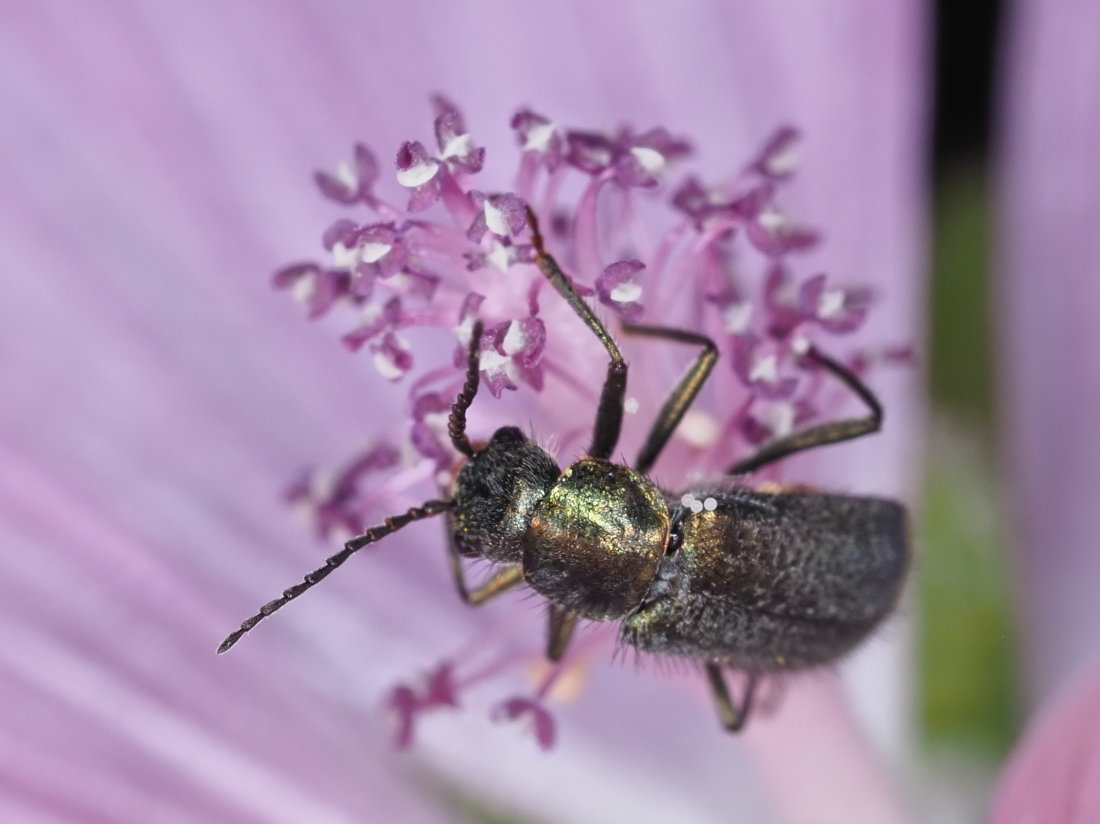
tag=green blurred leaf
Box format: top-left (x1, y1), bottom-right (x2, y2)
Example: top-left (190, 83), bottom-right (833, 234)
top-left (921, 162), bottom-right (1020, 755)
top-left (920, 417), bottom-right (1019, 755)
top-left (929, 166), bottom-right (994, 422)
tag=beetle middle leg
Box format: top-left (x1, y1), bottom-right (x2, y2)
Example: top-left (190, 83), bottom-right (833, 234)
top-left (527, 207), bottom-right (627, 461)
top-left (546, 605), bottom-right (580, 661)
top-left (621, 323), bottom-right (718, 475)
top-left (729, 347), bottom-right (883, 475)
top-left (706, 663), bottom-right (759, 732)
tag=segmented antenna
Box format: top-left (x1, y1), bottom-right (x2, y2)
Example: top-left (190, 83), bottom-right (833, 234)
top-left (447, 320), bottom-right (484, 457)
top-left (218, 499), bottom-right (455, 653)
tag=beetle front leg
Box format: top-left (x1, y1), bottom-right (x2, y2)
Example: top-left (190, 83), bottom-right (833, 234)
top-left (446, 538), bottom-right (523, 606)
top-left (527, 207), bottom-right (628, 461)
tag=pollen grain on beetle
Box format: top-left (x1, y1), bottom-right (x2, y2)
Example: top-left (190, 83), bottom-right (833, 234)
top-left (271, 95), bottom-right (903, 749)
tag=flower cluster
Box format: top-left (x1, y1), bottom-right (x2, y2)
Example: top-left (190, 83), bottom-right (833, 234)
top-left (273, 96), bottom-right (903, 748)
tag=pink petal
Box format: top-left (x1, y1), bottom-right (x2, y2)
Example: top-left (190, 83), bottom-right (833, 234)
top-left (989, 657), bottom-right (1100, 823)
top-left (998, 0), bottom-right (1100, 703)
top-left (746, 674), bottom-right (912, 824)
top-left (0, 2), bottom-right (927, 822)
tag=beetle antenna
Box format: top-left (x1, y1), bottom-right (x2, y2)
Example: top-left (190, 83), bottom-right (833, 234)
top-left (448, 320), bottom-right (484, 457)
top-left (218, 498), bottom-right (456, 653)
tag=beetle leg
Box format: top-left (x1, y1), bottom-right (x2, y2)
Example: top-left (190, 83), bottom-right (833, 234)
top-left (527, 207), bottom-right (627, 461)
top-left (546, 605), bottom-right (580, 661)
top-left (448, 319), bottom-right (484, 458)
top-left (622, 323), bottom-right (718, 475)
top-left (460, 566), bottom-right (524, 606)
top-left (705, 663), bottom-right (758, 733)
top-left (729, 347), bottom-right (883, 475)
top-left (446, 533), bottom-right (523, 606)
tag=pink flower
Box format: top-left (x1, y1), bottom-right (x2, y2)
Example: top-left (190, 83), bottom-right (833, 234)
top-left (984, 2), bottom-right (1100, 818)
top-left (0, 3), bottom-right (925, 822)
top-left (998, 0), bottom-right (1100, 706)
top-left (988, 657), bottom-right (1100, 823)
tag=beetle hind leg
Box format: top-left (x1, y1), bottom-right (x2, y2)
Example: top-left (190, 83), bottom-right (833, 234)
top-left (705, 663), bottom-right (759, 733)
top-left (729, 347), bottom-right (883, 475)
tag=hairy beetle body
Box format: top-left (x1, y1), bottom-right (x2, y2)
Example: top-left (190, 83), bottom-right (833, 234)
top-left (622, 489), bottom-right (908, 670)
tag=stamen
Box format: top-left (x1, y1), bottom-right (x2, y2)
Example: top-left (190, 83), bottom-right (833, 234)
top-left (272, 98), bottom-right (905, 748)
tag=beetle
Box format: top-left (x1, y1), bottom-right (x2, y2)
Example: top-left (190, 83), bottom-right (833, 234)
top-left (218, 209), bottom-right (908, 732)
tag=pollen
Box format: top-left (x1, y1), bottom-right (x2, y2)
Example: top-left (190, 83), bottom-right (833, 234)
top-left (501, 320), bottom-right (527, 355)
top-left (440, 132), bottom-right (473, 160)
top-left (629, 145), bottom-right (666, 175)
top-left (757, 208), bottom-right (788, 232)
top-left (486, 239), bottom-right (512, 272)
top-left (360, 240), bottom-right (393, 264)
top-left (680, 493), bottom-right (705, 514)
top-left (750, 353), bottom-right (780, 383)
top-left (330, 241), bottom-right (362, 271)
top-left (678, 410), bottom-right (720, 448)
top-left (763, 144), bottom-right (798, 177)
top-left (396, 157), bottom-right (439, 188)
top-left (762, 403), bottom-right (797, 438)
top-left (484, 199), bottom-right (511, 236)
top-left (373, 345), bottom-right (408, 381)
top-left (291, 275), bottom-right (316, 304)
top-left (523, 120), bottom-right (556, 151)
top-left (335, 160), bottom-right (358, 188)
top-left (609, 282), bottom-right (643, 303)
top-left (817, 287), bottom-right (846, 318)
top-left (724, 301), bottom-right (753, 334)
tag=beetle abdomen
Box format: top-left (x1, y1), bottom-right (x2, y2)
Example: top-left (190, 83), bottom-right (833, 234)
top-left (620, 489), bottom-right (908, 670)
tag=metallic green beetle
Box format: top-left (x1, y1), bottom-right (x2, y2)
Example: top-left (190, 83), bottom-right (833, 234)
top-left (219, 210), bottom-right (908, 732)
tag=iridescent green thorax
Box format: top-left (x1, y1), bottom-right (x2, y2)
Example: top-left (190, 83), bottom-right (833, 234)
top-left (522, 458), bottom-right (669, 620)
